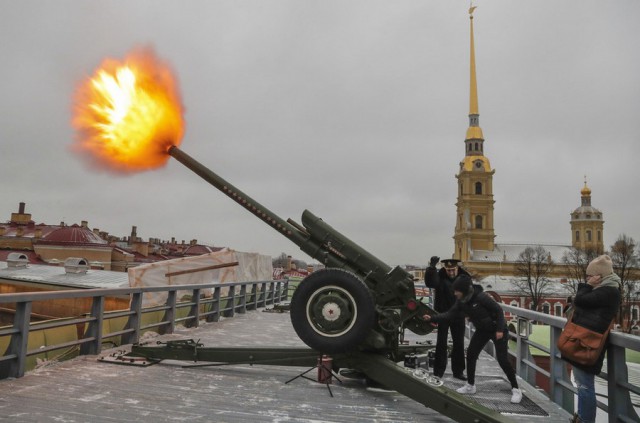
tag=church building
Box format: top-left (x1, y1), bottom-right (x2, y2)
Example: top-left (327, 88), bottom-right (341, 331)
top-left (450, 8), bottom-right (604, 278)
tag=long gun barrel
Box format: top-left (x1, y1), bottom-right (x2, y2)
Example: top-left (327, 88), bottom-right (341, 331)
top-left (168, 145), bottom-right (434, 354)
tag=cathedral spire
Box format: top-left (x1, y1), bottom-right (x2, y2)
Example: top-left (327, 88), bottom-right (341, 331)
top-left (465, 5), bottom-right (484, 153)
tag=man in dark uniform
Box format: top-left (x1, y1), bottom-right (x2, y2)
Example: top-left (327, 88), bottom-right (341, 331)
top-left (424, 256), bottom-right (467, 380)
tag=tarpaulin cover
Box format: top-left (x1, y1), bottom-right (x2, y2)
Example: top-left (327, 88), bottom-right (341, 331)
top-left (128, 248), bottom-right (273, 306)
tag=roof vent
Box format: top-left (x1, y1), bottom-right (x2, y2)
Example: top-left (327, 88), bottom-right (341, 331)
top-left (64, 257), bottom-right (89, 274)
top-left (7, 252), bottom-right (29, 268)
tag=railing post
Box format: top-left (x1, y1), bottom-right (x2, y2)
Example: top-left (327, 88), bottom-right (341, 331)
top-left (607, 343), bottom-right (640, 423)
top-left (160, 290), bottom-right (177, 335)
top-left (223, 286), bottom-right (235, 318)
top-left (207, 287), bottom-right (220, 322)
top-left (80, 296), bottom-right (104, 355)
top-left (247, 283), bottom-right (258, 311)
top-left (549, 324), bottom-right (573, 413)
top-left (6, 301), bottom-right (32, 378)
top-left (267, 282), bottom-right (275, 305)
top-left (238, 284), bottom-right (247, 314)
top-left (122, 291), bottom-right (142, 345)
top-left (258, 282), bottom-right (267, 307)
top-left (187, 288), bottom-right (201, 328)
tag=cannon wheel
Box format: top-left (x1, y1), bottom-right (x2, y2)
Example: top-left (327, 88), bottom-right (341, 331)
top-left (290, 268), bottom-right (375, 354)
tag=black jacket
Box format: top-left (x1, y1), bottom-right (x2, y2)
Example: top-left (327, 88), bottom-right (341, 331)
top-left (424, 266), bottom-right (471, 313)
top-left (431, 284), bottom-right (507, 333)
top-left (566, 280), bottom-right (620, 374)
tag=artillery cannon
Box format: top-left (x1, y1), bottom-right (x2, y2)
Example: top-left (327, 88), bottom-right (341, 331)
top-left (167, 145), bottom-right (434, 356)
top-left (123, 146), bottom-right (515, 422)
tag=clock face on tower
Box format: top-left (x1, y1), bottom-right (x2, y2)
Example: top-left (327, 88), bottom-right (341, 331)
top-left (474, 160), bottom-right (483, 169)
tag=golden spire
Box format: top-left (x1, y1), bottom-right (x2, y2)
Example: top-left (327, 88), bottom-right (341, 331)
top-left (469, 4), bottom-right (478, 116)
top-left (465, 3), bottom-right (484, 142)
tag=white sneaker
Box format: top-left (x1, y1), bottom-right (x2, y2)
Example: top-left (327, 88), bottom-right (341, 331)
top-left (511, 388), bottom-right (522, 403)
top-left (456, 383), bottom-right (476, 394)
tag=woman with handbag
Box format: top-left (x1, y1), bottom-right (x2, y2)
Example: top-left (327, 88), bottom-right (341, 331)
top-left (564, 254), bottom-right (621, 423)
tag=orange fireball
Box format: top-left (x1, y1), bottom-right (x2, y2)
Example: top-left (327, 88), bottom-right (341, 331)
top-left (72, 47), bottom-right (184, 173)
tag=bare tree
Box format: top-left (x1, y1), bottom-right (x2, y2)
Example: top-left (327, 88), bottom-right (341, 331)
top-left (513, 245), bottom-right (553, 311)
top-left (561, 247), bottom-right (600, 295)
top-left (610, 235), bottom-right (639, 332)
top-left (272, 252), bottom-right (290, 269)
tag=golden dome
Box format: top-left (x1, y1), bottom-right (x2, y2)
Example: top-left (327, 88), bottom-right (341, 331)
top-left (581, 180), bottom-right (591, 196)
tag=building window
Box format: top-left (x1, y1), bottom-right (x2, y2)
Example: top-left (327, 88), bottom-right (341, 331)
top-left (632, 306), bottom-right (639, 322)
top-left (475, 215), bottom-right (483, 229)
top-left (587, 230), bottom-right (592, 241)
top-left (598, 231), bottom-right (601, 241)
top-left (576, 231), bottom-right (580, 241)
top-left (554, 303), bottom-right (563, 316)
top-left (475, 142), bottom-right (479, 151)
top-left (510, 300), bottom-right (519, 308)
top-left (542, 303), bottom-right (550, 314)
top-left (475, 182), bottom-right (482, 194)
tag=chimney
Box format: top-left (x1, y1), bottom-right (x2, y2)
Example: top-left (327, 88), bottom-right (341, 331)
top-left (19, 202), bottom-right (25, 214)
top-left (64, 257), bottom-right (89, 274)
top-left (81, 220), bottom-right (88, 228)
top-left (7, 252), bottom-right (28, 268)
top-left (34, 228), bottom-right (42, 239)
top-left (131, 226), bottom-right (138, 242)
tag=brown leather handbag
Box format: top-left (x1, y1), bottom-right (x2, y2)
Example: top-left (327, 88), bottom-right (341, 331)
top-left (557, 315), bottom-right (614, 366)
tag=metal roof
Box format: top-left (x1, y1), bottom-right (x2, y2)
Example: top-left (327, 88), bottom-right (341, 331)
top-left (0, 261), bottom-right (129, 289)
top-left (470, 243), bottom-right (573, 263)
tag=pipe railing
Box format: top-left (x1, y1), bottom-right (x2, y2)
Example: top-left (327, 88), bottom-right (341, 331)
top-left (494, 303), bottom-right (639, 423)
top-left (0, 279), bottom-right (289, 379)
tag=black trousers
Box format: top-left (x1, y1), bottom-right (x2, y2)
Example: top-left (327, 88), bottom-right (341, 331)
top-left (466, 328), bottom-right (518, 389)
top-left (433, 318), bottom-right (465, 377)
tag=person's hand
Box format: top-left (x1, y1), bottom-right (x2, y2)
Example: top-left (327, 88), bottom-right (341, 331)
top-left (495, 331), bottom-right (504, 340)
top-left (422, 314), bottom-right (432, 321)
top-left (429, 256), bottom-right (440, 267)
top-left (587, 274), bottom-right (602, 287)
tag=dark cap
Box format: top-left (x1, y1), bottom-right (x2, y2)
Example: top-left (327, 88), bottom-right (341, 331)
top-left (441, 258), bottom-right (461, 269)
top-left (451, 274), bottom-right (473, 294)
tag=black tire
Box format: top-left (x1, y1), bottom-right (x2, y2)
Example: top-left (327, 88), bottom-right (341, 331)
top-left (290, 268), bottom-right (375, 354)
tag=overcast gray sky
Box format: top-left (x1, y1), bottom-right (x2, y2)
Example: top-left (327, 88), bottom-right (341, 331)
top-left (1, 1), bottom-right (638, 266)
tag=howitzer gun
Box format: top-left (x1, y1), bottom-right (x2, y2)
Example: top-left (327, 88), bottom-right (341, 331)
top-left (168, 145), bottom-right (435, 356)
top-left (123, 146), bottom-right (517, 423)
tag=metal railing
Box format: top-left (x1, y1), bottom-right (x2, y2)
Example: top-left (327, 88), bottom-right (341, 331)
top-left (484, 303), bottom-right (640, 423)
top-left (0, 279), bottom-right (289, 380)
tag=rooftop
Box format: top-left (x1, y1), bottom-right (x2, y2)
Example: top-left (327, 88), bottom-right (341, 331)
top-left (0, 308), bottom-right (570, 422)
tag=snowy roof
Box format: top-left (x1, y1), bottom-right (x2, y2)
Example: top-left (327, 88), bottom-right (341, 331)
top-left (470, 243), bottom-right (573, 263)
top-left (478, 274), bottom-right (574, 297)
top-left (0, 261), bottom-right (129, 289)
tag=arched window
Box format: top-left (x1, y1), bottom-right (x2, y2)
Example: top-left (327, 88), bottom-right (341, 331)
top-left (542, 303), bottom-right (550, 314)
top-left (475, 181), bottom-right (482, 194)
top-left (576, 231), bottom-right (580, 241)
top-left (460, 182), bottom-right (463, 195)
top-left (598, 231), bottom-right (601, 241)
top-left (475, 215), bottom-right (483, 229)
top-left (554, 303), bottom-right (563, 316)
top-left (587, 230), bottom-right (592, 241)
top-left (474, 142), bottom-right (479, 151)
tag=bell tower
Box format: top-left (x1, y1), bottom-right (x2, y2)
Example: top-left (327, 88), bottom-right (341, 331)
top-left (453, 6), bottom-right (496, 261)
top-left (570, 178), bottom-right (604, 253)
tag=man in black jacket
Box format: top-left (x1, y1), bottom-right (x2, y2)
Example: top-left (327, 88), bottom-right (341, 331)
top-left (424, 257), bottom-right (467, 380)
top-left (423, 275), bottom-right (522, 404)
